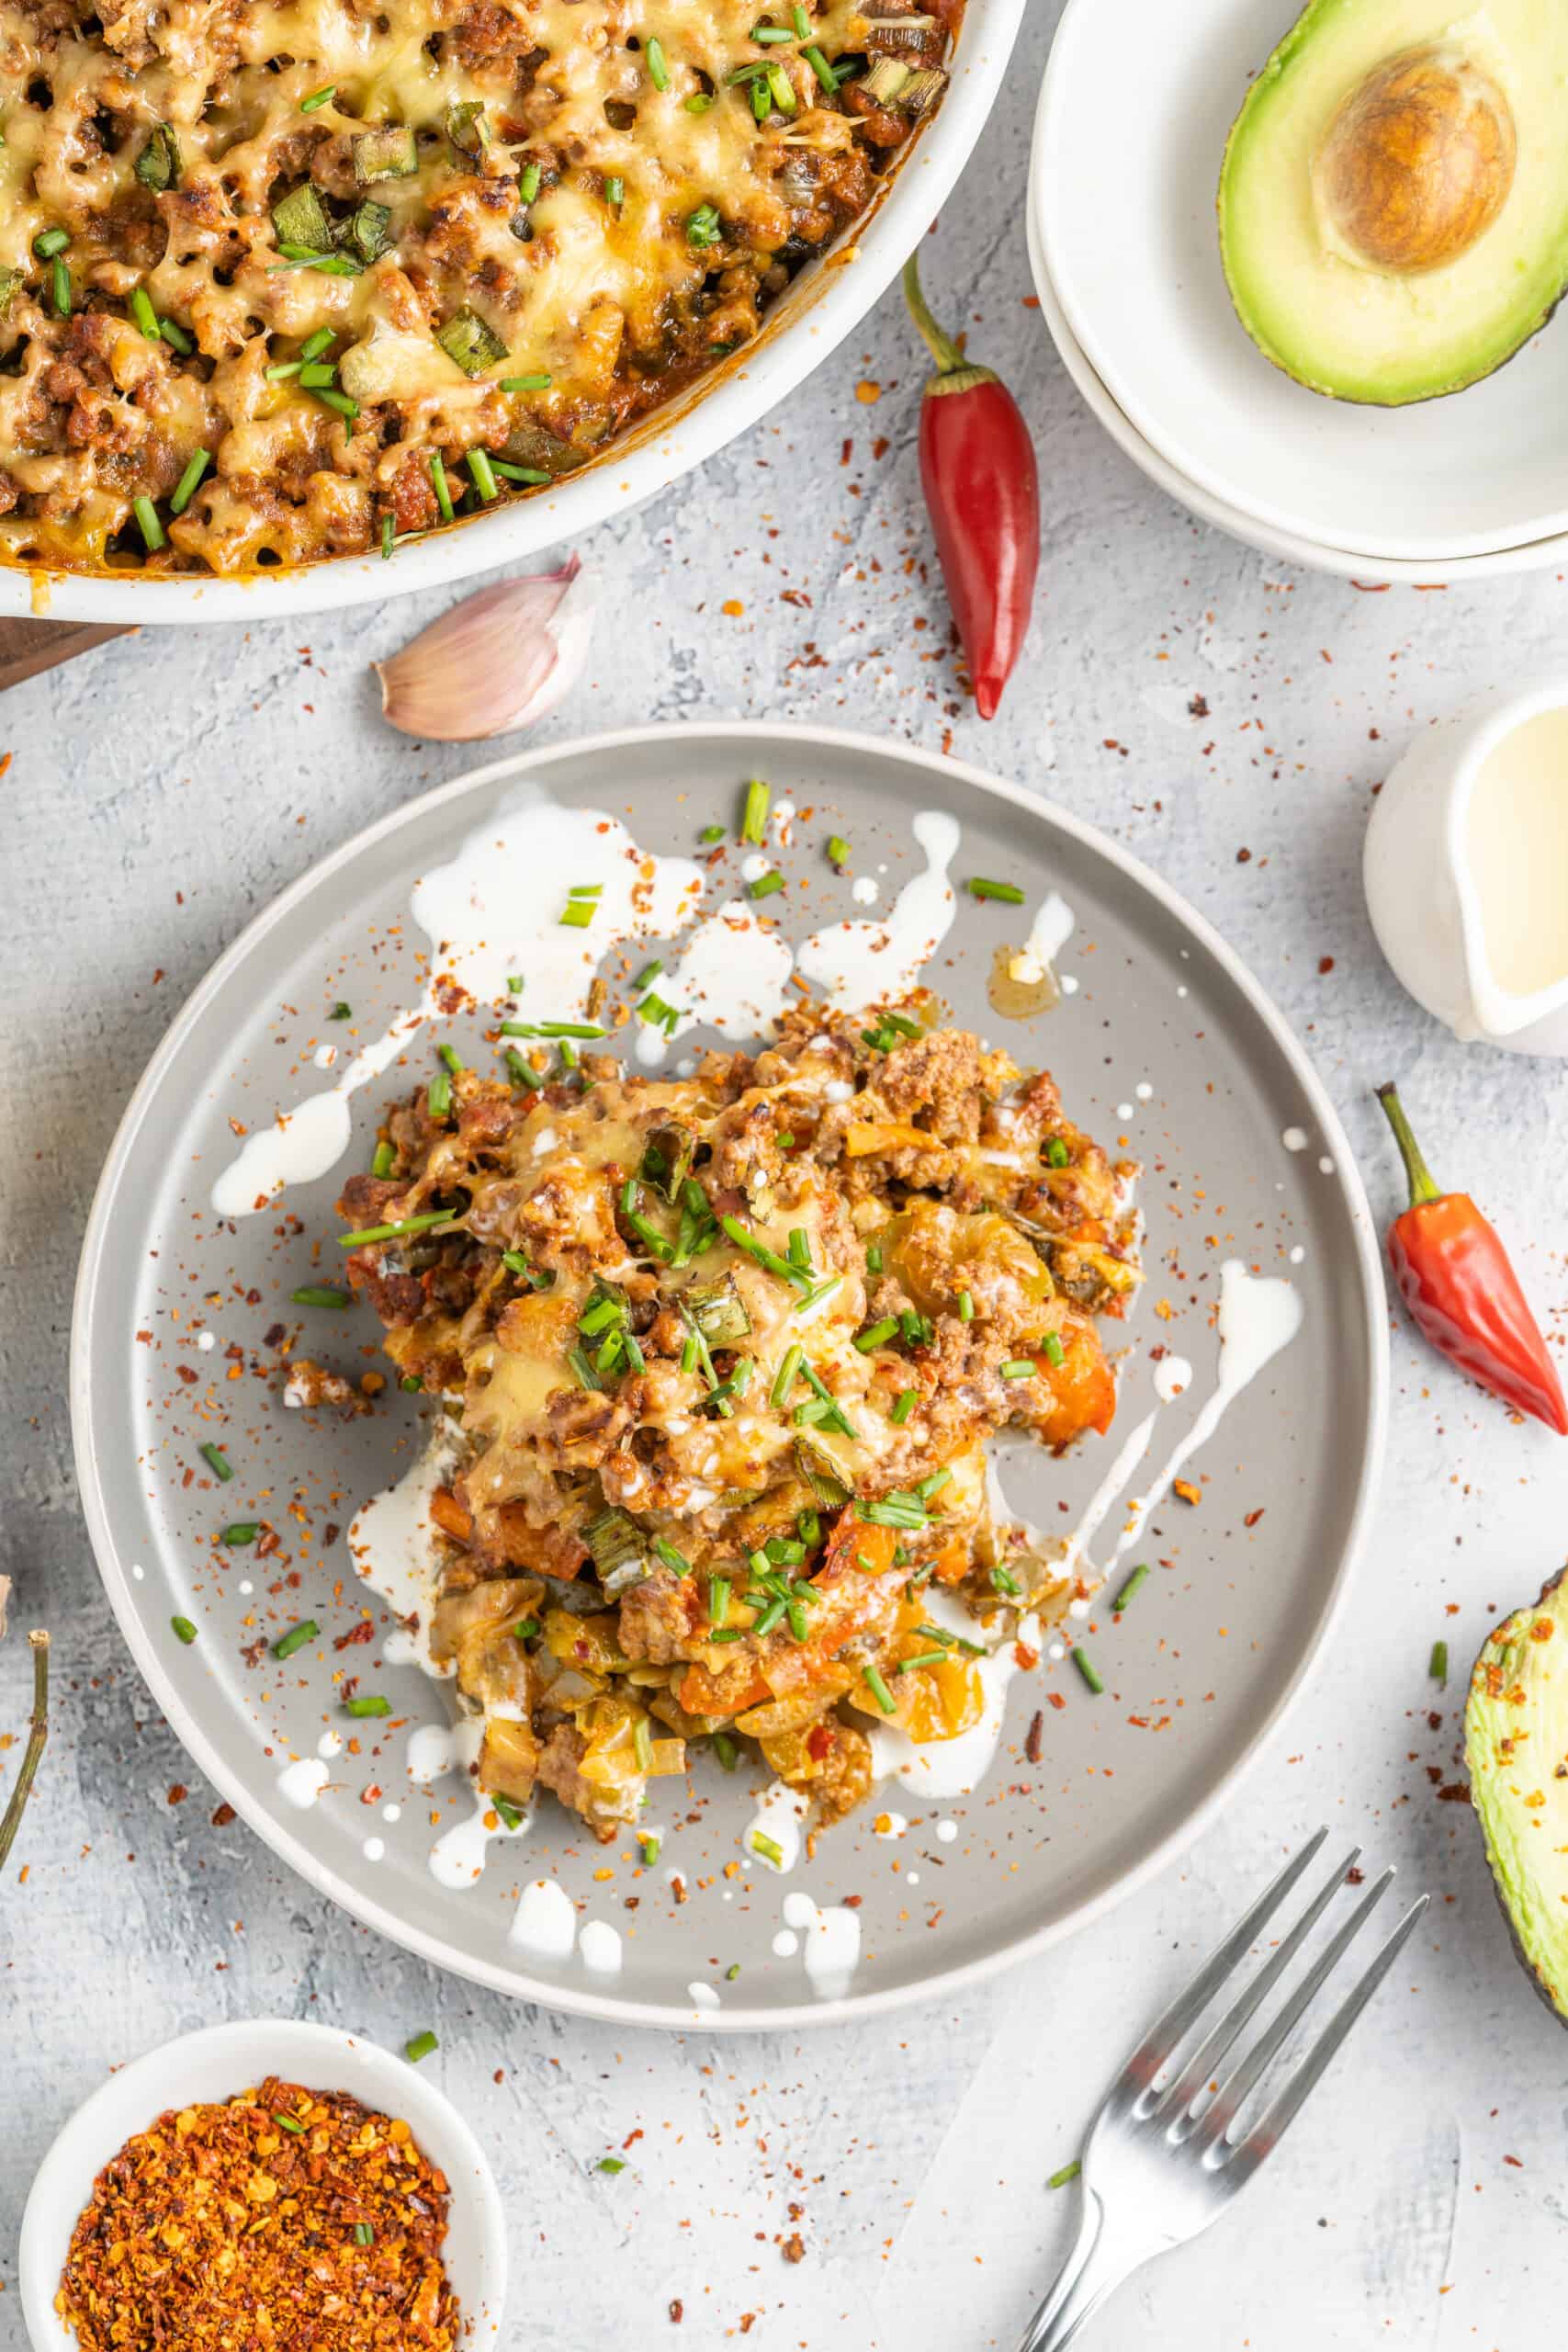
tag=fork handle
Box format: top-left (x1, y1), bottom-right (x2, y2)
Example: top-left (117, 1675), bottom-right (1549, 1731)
top-left (1016, 2188), bottom-right (1137, 2352)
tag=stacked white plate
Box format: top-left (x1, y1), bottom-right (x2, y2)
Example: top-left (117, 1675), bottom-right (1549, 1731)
top-left (1029, 0), bottom-right (1568, 584)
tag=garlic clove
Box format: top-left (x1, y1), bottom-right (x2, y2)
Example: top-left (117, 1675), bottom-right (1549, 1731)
top-left (375, 553), bottom-right (593, 741)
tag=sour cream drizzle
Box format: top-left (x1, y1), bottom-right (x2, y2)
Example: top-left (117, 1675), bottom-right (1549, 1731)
top-left (795, 810), bottom-right (961, 1011)
top-left (348, 1432), bottom-right (460, 1678)
top-left (781, 1890), bottom-right (863, 1999)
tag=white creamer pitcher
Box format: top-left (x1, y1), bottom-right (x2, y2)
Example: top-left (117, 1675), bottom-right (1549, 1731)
top-left (1365, 677), bottom-right (1568, 1057)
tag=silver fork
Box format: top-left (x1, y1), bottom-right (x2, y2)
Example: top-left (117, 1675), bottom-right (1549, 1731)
top-left (1018, 1829), bottom-right (1429, 2352)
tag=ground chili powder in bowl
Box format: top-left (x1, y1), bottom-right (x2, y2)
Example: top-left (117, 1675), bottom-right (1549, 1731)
top-left (19, 2021), bottom-right (507, 2351)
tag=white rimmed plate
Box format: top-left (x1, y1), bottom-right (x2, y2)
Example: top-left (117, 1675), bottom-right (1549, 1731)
top-left (1037, 0), bottom-right (1568, 565)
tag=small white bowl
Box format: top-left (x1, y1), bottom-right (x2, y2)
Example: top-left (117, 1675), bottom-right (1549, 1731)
top-left (1025, 92), bottom-right (1568, 586)
top-left (18, 2019), bottom-right (506, 2351)
top-left (1034, 0), bottom-right (1568, 566)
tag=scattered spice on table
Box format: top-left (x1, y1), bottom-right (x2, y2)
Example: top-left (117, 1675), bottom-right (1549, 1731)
top-left (55, 2075), bottom-right (460, 2351)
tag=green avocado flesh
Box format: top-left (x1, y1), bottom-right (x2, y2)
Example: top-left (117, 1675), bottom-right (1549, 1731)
top-left (1218, 0), bottom-right (1568, 404)
top-left (1465, 1573), bottom-right (1568, 2022)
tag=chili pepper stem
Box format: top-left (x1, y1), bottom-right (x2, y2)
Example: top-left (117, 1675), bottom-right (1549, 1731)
top-left (901, 250), bottom-right (966, 375)
top-left (1376, 1082), bottom-right (1441, 1208)
top-left (0, 1629), bottom-right (50, 1875)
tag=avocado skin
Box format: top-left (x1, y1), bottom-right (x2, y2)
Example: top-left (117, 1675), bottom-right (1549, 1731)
top-left (1464, 1568), bottom-right (1568, 2027)
top-left (1215, 0), bottom-right (1568, 406)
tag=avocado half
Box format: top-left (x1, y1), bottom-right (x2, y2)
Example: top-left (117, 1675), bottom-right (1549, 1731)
top-left (1465, 1570), bottom-right (1568, 2024)
top-left (1217, 0), bottom-right (1568, 405)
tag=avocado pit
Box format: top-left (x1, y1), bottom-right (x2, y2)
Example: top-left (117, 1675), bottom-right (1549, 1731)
top-left (1314, 42), bottom-right (1517, 275)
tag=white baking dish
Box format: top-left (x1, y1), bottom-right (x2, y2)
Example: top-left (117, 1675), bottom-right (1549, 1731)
top-left (3, 0), bottom-right (1025, 628)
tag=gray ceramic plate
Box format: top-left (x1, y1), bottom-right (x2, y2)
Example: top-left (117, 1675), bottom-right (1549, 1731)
top-left (72, 722), bottom-right (1386, 2029)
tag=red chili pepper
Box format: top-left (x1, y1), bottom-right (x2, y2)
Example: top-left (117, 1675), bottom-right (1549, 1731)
top-left (1376, 1083), bottom-right (1567, 1433)
top-left (902, 250), bottom-right (1039, 721)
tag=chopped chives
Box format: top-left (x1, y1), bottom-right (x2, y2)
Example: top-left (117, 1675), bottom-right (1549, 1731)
top-left (518, 163), bottom-right (542, 202)
top-left (653, 1535), bottom-right (690, 1575)
top-left (1047, 2161), bottom-right (1081, 2191)
top-left (200, 1442), bottom-right (233, 1482)
top-left (597, 2155), bottom-right (626, 2174)
top-left (371, 1140), bottom-right (396, 1179)
top-left (558, 898), bottom-right (597, 929)
top-left (51, 257), bottom-right (70, 315)
top-left (171, 1615), bottom-right (197, 1645)
top-left (957, 1289), bottom-right (974, 1322)
top-left (34, 225), bottom-right (69, 257)
top-left (792, 4), bottom-right (810, 30)
top-left (276, 2112), bottom-right (305, 2133)
top-left (999, 1359), bottom-right (1036, 1380)
top-left (684, 90), bottom-right (713, 110)
top-left (512, 1616), bottom-right (541, 1640)
top-left (338, 1209), bottom-right (454, 1247)
top-left (990, 1563), bottom-right (1022, 1597)
top-left (1111, 1563), bottom-right (1150, 1613)
top-left (787, 1227), bottom-right (811, 1270)
top-left (536, 1019), bottom-right (605, 1037)
top-left (507, 975), bottom-right (525, 992)
top-left (865, 1243), bottom-right (884, 1275)
top-left (967, 877), bottom-right (1026, 904)
top-left (404, 2030), bottom-right (438, 2064)
top-left (221, 1522), bottom-right (258, 1546)
top-left (501, 370), bottom-right (552, 391)
top-left (897, 1650), bottom-right (947, 1674)
top-left (854, 1317), bottom-right (899, 1352)
top-left (1430, 1639), bottom-right (1449, 1687)
top-left (916, 1466), bottom-right (952, 1501)
top-left (300, 326), bottom-right (336, 362)
top-left (647, 33), bottom-right (671, 85)
top-left (634, 1717), bottom-right (654, 1770)
top-left (750, 19), bottom-right (794, 36)
top-left (493, 1792), bottom-right (525, 1830)
top-left (750, 1829), bottom-right (784, 1866)
top-left (468, 447), bottom-right (500, 502)
top-left (1040, 1331), bottom-right (1066, 1368)
top-left (429, 451), bottom-right (455, 521)
top-left (604, 174), bottom-right (625, 206)
top-left (641, 1831), bottom-right (662, 1865)
top-left (631, 958), bottom-right (663, 989)
top-left (400, 1374), bottom-right (423, 1392)
top-left (698, 821), bottom-right (725, 843)
top-left (133, 494), bottom-right (164, 551)
top-left (291, 1282), bottom-right (349, 1310)
top-left (766, 63), bottom-right (795, 110)
top-left (427, 1069), bottom-right (452, 1117)
top-left (344, 1694), bottom-right (391, 1717)
top-left (380, 512), bottom-right (395, 559)
top-left (708, 1576), bottom-right (731, 1627)
top-left (491, 458), bottom-right (552, 484)
top-left (863, 1664), bottom-right (897, 1715)
top-left (1044, 1136), bottom-right (1071, 1169)
top-left (330, 1001), bottom-right (351, 1020)
top-left (770, 1344), bottom-right (803, 1407)
top-left (748, 869), bottom-right (784, 900)
top-left (686, 202), bottom-right (722, 247)
top-left (130, 285), bottom-right (159, 338)
top-left (314, 386), bottom-right (360, 419)
top-left (713, 1732), bottom-right (739, 1770)
top-left (1072, 1645), bottom-right (1104, 1695)
top-left (267, 358), bottom-right (302, 380)
top-left (272, 1620), bottom-right (319, 1659)
top-left (159, 314), bottom-right (193, 355)
top-left (826, 832), bottom-right (850, 865)
top-left (438, 1043), bottom-right (464, 1073)
top-left (740, 777), bottom-right (771, 842)
top-left (355, 2222), bottom-right (376, 2246)
top-left (505, 1047), bottom-right (539, 1091)
top-left (299, 359), bottom-right (336, 387)
top-left (891, 1388), bottom-right (917, 1424)
top-left (299, 83), bottom-right (336, 108)
top-left (720, 1214), bottom-right (810, 1288)
top-left (568, 1344), bottom-right (600, 1390)
top-left (802, 41), bottom-right (836, 89)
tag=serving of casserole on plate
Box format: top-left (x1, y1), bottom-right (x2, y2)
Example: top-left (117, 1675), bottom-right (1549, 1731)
top-left (0, 0), bottom-right (998, 605)
top-left (71, 724), bottom-right (1383, 2025)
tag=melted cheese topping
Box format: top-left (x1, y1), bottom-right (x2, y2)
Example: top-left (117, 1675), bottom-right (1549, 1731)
top-left (0, 0), bottom-right (954, 573)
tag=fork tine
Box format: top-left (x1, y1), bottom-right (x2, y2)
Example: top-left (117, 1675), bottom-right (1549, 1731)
top-left (1115, 1828), bottom-right (1329, 2100)
top-left (1193, 1867), bottom-right (1396, 2151)
top-left (1224, 1893), bottom-right (1430, 2179)
top-left (1153, 1847), bottom-right (1360, 2128)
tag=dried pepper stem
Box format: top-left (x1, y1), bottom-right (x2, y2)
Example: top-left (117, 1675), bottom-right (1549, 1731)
top-left (0, 1628), bottom-right (50, 1876)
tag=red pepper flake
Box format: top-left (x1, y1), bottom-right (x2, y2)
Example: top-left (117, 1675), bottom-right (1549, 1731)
top-left (1023, 1710), bottom-right (1044, 1765)
top-left (1047, 1690), bottom-right (1066, 1712)
top-left (1243, 1508), bottom-right (1265, 1529)
top-left (166, 1783), bottom-right (188, 1805)
top-left (1173, 1478), bottom-right (1202, 1506)
top-left (334, 1619), bottom-right (376, 1650)
top-left (782, 2235), bottom-right (806, 2264)
top-left (56, 2077), bottom-right (461, 2351)
top-left (1318, 956), bottom-right (1335, 975)
top-left (670, 2301), bottom-right (684, 2324)
top-left (211, 1803), bottom-right (236, 1827)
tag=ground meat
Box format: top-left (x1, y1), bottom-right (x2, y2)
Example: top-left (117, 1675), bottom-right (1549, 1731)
top-left (534, 1723), bottom-right (622, 1838)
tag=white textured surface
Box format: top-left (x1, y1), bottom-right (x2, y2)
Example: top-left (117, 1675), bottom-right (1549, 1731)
top-left (6, 3), bottom-right (1568, 2340)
